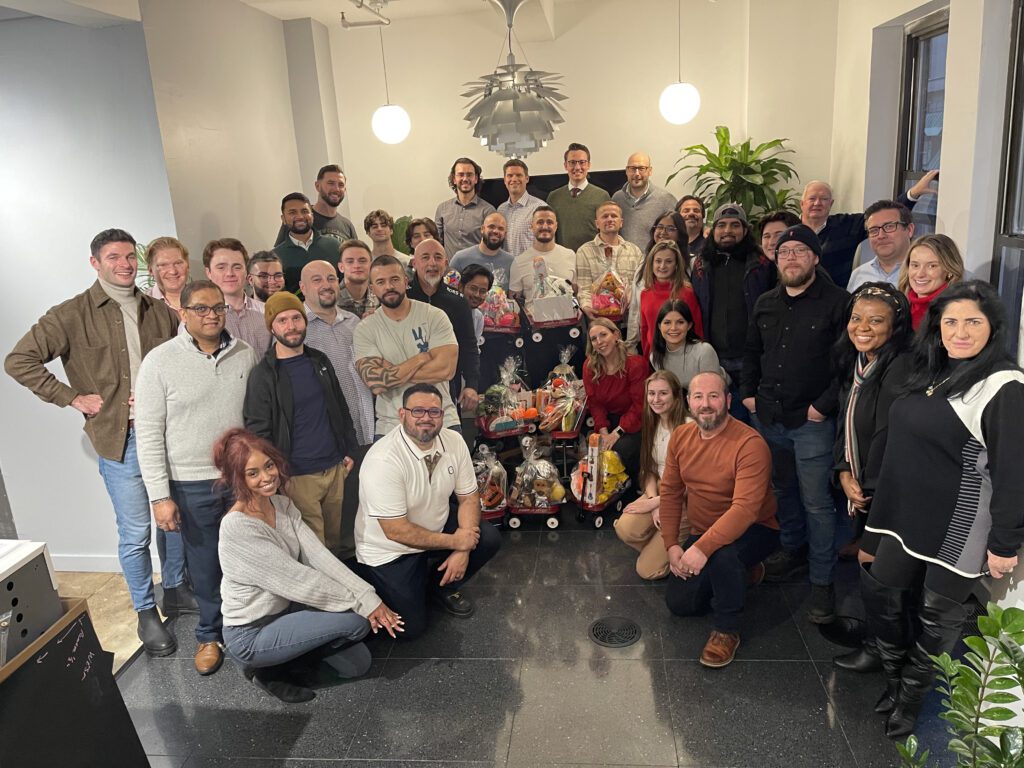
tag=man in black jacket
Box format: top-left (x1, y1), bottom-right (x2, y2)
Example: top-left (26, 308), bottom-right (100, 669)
top-left (740, 225), bottom-right (850, 624)
top-left (243, 291), bottom-right (358, 554)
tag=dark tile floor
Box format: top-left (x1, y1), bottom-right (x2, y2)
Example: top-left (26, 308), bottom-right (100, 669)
top-left (119, 512), bottom-right (956, 768)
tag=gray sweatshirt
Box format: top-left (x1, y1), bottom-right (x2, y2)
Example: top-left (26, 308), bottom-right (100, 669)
top-left (219, 495), bottom-right (382, 626)
top-left (135, 331), bottom-right (259, 499)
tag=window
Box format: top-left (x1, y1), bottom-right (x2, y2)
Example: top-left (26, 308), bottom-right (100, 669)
top-left (995, 0), bottom-right (1024, 359)
top-left (896, 17), bottom-right (948, 235)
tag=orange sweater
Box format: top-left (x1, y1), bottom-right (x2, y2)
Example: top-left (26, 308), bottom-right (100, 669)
top-left (659, 417), bottom-right (778, 557)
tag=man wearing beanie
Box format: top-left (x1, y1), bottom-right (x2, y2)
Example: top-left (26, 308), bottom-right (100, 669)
top-left (690, 203), bottom-right (774, 421)
top-left (740, 224), bottom-right (850, 623)
top-left (243, 290), bottom-right (359, 554)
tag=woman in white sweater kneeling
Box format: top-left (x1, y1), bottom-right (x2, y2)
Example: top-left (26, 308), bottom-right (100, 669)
top-left (215, 428), bottom-right (402, 703)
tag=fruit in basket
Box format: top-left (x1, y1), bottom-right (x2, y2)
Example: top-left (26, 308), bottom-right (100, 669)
top-left (549, 480), bottom-right (566, 503)
top-left (524, 407), bottom-right (539, 420)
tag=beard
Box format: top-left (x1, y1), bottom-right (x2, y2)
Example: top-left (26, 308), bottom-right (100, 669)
top-left (273, 328), bottom-right (306, 349)
top-left (315, 288), bottom-right (337, 309)
top-left (696, 408), bottom-right (728, 432)
top-left (380, 290), bottom-right (404, 309)
top-left (289, 219), bottom-right (311, 235)
top-left (321, 191), bottom-right (343, 207)
top-left (779, 265), bottom-right (816, 288)
top-left (404, 421), bottom-right (442, 444)
top-left (252, 285), bottom-right (276, 302)
top-left (483, 234), bottom-right (506, 251)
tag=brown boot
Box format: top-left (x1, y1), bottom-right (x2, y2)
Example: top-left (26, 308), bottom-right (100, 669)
top-left (700, 630), bottom-right (740, 668)
top-left (194, 641), bottom-right (224, 676)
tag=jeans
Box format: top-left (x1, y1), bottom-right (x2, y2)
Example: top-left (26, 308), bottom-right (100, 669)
top-left (224, 606), bottom-right (371, 677)
top-left (665, 524), bottom-right (779, 633)
top-left (719, 359), bottom-right (750, 425)
top-left (753, 415), bottom-right (838, 585)
top-left (98, 429), bottom-right (186, 612)
top-left (356, 506), bottom-right (502, 639)
top-left (170, 478), bottom-right (232, 643)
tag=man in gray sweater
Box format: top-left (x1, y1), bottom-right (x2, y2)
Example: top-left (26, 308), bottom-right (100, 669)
top-left (135, 279), bottom-right (259, 676)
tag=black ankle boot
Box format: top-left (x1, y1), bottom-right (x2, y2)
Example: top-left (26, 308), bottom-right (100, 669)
top-left (251, 666), bottom-right (316, 704)
top-left (137, 607), bottom-right (176, 657)
top-left (859, 563), bottom-right (912, 715)
top-left (834, 637), bottom-right (883, 673)
top-left (886, 588), bottom-right (967, 738)
top-left (161, 582), bottom-right (200, 617)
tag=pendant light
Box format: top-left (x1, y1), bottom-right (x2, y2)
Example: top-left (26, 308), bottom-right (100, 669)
top-left (371, 26), bottom-right (410, 144)
top-left (659, 0), bottom-right (700, 125)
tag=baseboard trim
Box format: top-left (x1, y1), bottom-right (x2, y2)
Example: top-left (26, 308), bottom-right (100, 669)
top-left (52, 554), bottom-right (162, 573)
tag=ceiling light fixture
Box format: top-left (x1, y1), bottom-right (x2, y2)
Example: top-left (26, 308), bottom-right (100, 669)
top-left (462, 0), bottom-right (566, 159)
top-left (370, 26), bottom-right (410, 144)
top-left (659, 0), bottom-right (700, 125)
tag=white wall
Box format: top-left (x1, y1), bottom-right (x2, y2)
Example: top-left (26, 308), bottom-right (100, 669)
top-left (138, 0), bottom-right (303, 259)
top-left (330, 0), bottom-right (839, 225)
top-left (0, 17), bottom-right (176, 570)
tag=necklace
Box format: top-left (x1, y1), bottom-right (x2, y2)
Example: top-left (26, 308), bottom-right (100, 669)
top-left (926, 375), bottom-right (952, 397)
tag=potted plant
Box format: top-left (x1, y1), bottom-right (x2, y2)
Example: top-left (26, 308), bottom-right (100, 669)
top-left (666, 125), bottom-right (801, 217)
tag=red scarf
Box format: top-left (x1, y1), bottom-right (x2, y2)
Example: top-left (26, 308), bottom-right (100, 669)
top-left (908, 283), bottom-right (948, 330)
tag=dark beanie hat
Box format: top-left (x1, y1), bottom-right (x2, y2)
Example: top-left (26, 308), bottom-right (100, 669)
top-left (264, 291), bottom-right (306, 330)
top-left (774, 224), bottom-right (822, 257)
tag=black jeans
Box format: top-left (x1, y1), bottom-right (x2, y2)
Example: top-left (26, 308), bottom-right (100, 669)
top-left (170, 478), bottom-right (233, 643)
top-left (665, 524), bottom-right (779, 633)
top-left (356, 507), bottom-right (502, 639)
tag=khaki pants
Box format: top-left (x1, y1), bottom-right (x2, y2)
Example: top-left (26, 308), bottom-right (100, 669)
top-left (614, 509), bottom-right (687, 580)
top-left (288, 463), bottom-right (348, 553)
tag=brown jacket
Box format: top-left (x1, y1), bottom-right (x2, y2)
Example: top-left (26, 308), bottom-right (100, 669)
top-left (4, 281), bottom-right (179, 461)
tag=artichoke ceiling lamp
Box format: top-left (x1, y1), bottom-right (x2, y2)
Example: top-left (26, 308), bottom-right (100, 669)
top-left (659, 0), bottom-right (700, 125)
top-left (462, 0), bottom-right (566, 159)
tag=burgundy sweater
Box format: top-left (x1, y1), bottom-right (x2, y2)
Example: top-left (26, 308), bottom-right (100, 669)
top-left (582, 354), bottom-right (648, 433)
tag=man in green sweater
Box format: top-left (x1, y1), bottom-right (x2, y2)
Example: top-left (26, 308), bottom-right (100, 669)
top-left (273, 192), bottom-right (342, 295)
top-left (547, 142), bottom-right (611, 251)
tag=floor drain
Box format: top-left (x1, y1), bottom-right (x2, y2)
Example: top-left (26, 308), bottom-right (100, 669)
top-left (588, 616), bottom-right (641, 648)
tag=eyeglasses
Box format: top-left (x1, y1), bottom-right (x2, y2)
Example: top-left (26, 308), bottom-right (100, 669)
top-left (626, 165), bottom-right (651, 173)
top-left (408, 407), bottom-right (443, 419)
top-left (566, 160), bottom-right (589, 167)
top-left (866, 221), bottom-right (908, 238)
top-left (184, 304), bottom-right (228, 316)
top-left (776, 246), bottom-right (814, 260)
top-left (253, 272), bottom-right (285, 282)
top-left (653, 224), bottom-right (678, 234)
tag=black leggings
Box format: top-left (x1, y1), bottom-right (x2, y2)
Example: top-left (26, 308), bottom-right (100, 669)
top-left (871, 535), bottom-right (978, 603)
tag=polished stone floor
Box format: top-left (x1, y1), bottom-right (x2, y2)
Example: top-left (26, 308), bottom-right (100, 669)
top-left (118, 514), bottom-right (956, 768)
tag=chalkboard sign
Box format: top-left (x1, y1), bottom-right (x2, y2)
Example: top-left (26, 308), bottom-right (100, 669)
top-left (0, 605), bottom-right (149, 768)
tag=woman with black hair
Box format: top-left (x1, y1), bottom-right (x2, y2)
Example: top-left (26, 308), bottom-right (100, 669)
top-left (862, 281), bottom-right (1024, 737)
top-left (827, 282), bottom-right (914, 673)
top-left (650, 299), bottom-right (721, 391)
top-left (644, 210), bottom-right (690, 256)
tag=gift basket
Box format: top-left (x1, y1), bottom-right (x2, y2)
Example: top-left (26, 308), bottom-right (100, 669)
top-left (526, 255), bottom-right (579, 328)
top-left (590, 268), bottom-right (626, 322)
top-left (536, 347), bottom-right (586, 436)
top-left (480, 287), bottom-right (521, 334)
top-left (476, 357), bottom-right (530, 438)
top-left (473, 445), bottom-right (508, 523)
top-left (569, 433), bottom-right (632, 528)
top-left (505, 435), bottom-right (567, 529)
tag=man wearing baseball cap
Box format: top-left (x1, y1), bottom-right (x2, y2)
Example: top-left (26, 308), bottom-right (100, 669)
top-left (243, 291), bottom-right (359, 554)
top-left (740, 224), bottom-right (850, 623)
top-left (689, 203), bottom-right (775, 421)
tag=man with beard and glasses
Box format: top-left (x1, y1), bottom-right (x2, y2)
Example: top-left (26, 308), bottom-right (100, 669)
top-left (741, 225), bottom-right (849, 623)
top-left (243, 291), bottom-right (358, 554)
top-left (273, 193), bottom-right (343, 294)
top-left (677, 196), bottom-right (707, 258)
top-left (354, 383), bottom-right (501, 638)
top-left (301, 260), bottom-right (375, 448)
top-left (204, 238), bottom-right (271, 354)
top-left (449, 212), bottom-right (514, 291)
top-left (690, 204), bottom-right (774, 421)
top-left (434, 157), bottom-right (496, 254)
top-left (354, 256), bottom-right (460, 439)
top-left (247, 251), bottom-right (286, 302)
top-left (407, 238), bottom-right (481, 415)
top-left (658, 371), bottom-right (779, 668)
top-left (275, 164), bottom-right (356, 246)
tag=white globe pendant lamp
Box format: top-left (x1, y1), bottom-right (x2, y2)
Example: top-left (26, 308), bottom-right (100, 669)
top-left (371, 27), bottom-right (410, 144)
top-left (660, 0), bottom-right (700, 125)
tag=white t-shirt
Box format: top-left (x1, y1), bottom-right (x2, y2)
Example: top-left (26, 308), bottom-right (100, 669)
top-left (509, 245), bottom-right (577, 301)
top-left (353, 300), bottom-right (459, 434)
top-left (355, 426), bottom-right (477, 567)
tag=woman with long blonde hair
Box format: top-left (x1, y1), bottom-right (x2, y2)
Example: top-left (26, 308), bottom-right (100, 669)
top-left (897, 234), bottom-right (965, 329)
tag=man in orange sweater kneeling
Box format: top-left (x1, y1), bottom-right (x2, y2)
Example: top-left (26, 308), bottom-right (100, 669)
top-left (659, 371), bottom-right (780, 668)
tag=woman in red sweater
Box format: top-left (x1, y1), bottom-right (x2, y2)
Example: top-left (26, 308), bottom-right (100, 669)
top-left (636, 241), bottom-right (703, 360)
top-left (583, 317), bottom-right (649, 485)
top-left (897, 234), bottom-right (965, 329)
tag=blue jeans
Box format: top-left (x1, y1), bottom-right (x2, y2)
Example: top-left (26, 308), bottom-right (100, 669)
top-left (98, 429), bottom-right (186, 612)
top-left (170, 478), bottom-right (232, 643)
top-left (753, 415), bottom-right (838, 586)
top-left (224, 606), bottom-right (371, 677)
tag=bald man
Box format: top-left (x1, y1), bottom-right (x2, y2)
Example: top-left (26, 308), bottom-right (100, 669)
top-left (799, 171), bottom-right (938, 288)
top-left (612, 151), bottom-right (678, 249)
top-left (449, 212), bottom-right (514, 291)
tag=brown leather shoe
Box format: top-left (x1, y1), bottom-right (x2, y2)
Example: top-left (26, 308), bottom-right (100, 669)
top-left (194, 641), bottom-right (224, 676)
top-left (745, 562), bottom-right (766, 588)
top-left (699, 630), bottom-right (740, 668)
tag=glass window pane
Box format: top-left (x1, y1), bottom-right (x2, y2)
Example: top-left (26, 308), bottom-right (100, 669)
top-left (910, 32), bottom-right (947, 171)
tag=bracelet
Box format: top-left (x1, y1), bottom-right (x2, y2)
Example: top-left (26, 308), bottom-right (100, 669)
top-left (150, 497), bottom-right (171, 506)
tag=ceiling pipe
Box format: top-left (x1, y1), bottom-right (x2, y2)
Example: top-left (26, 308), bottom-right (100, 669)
top-left (340, 0), bottom-right (391, 28)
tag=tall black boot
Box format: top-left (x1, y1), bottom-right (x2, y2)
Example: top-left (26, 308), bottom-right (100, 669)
top-left (860, 563), bottom-right (912, 714)
top-left (834, 636), bottom-right (882, 673)
top-left (886, 588), bottom-right (967, 738)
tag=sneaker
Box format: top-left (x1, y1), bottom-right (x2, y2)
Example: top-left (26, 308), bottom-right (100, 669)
top-left (432, 590), bottom-right (475, 618)
top-left (699, 630), bottom-right (741, 668)
top-left (807, 584), bottom-right (836, 624)
top-left (745, 562), bottom-right (766, 588)
top-left (763, 547), bottom-right (809, 583)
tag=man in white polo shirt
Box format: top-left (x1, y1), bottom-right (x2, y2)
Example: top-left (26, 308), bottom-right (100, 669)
top-left (354, 383), bottom-right (501, 639)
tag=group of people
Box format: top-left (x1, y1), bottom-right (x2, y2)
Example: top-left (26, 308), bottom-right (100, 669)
top-left (5, 145), bottom-right (1023, 737)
